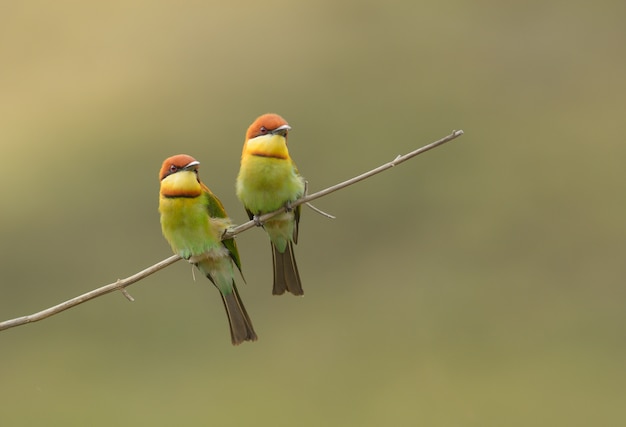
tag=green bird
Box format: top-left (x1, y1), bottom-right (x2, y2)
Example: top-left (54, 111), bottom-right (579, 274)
top-left (236, 113), bottom-right (306, 296)
top-left (159, 154), bottom-right (257, 345)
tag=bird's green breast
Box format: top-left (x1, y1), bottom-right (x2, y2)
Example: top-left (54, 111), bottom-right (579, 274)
top-left (159, 195), bottom-right (222, 260)
top-left (237, 156), bottom-right (305, 214)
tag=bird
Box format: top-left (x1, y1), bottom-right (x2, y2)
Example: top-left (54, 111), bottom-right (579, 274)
top-left (236, 113), bottom-right (306, 296)
top-left (159, 154), bottom-right (257, 345)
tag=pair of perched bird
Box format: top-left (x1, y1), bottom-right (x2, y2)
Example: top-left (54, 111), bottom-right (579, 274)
top-left (158, 113), bottom-right (304, 345)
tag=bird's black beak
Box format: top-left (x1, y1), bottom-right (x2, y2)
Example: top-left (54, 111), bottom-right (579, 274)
top-left (183, 160), bottom-right (200, 171)
top-left (270, 124), bottom-right (291, 137)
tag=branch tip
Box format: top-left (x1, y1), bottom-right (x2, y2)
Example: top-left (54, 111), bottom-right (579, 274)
top-left (120, 288), bottom-right (135, 302)
top-left (305, 202), bottom-right (336, 219)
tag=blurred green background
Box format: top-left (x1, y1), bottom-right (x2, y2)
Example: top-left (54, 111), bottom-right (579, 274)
top-left (1, 0), bottom-right (625, 425)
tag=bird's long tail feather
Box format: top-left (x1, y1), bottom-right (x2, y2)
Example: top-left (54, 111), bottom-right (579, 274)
top-left (272, 241), bottom-right (303, 296)
top-left (220, 284), bottom-right (257, 345)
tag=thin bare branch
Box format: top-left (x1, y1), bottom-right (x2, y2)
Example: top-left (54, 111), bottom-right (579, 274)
top-left (0, 129), bottom-right (464, 332)
top-left (303, 180), bottom-right (336, 219)
top-left (0, 255), bottom-right (181, 331)
top-left (305, 202), bottom-right (336, 219)
top-left (120, 287), bottom-right (136, 302)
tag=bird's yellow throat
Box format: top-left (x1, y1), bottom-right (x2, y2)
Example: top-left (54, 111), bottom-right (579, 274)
top-left (244, 134), bottom-right (289, 160)
top-left (160, 171), bottom-right (202, 198)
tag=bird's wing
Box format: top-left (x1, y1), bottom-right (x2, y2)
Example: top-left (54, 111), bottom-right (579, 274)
top-left (201, 183), bottom-right (244, 275)
top-left (292, 161), bottom-right (302, 244)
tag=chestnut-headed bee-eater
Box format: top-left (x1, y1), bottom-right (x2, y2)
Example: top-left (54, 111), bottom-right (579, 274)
top-left (159, 154), bottom-right (257, 345)
top-left (236, 113), bottom-right (306, 296)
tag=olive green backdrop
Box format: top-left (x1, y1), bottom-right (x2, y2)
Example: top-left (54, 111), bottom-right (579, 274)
top-left (1, 1), bottom-right (625, 425)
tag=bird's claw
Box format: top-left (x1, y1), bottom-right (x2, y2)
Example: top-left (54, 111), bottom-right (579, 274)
top-left (252, 215), bottom-right (263, 226)
top-left (221, 228), bottom-right (232, 239)
top-left (284, 201), bottom-right (294, 212)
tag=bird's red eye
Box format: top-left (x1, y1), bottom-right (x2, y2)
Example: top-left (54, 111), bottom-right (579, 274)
top-left (169, 165), bottom-right (178, 173)
top-left (259, 126), bottom-right (268, 135)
